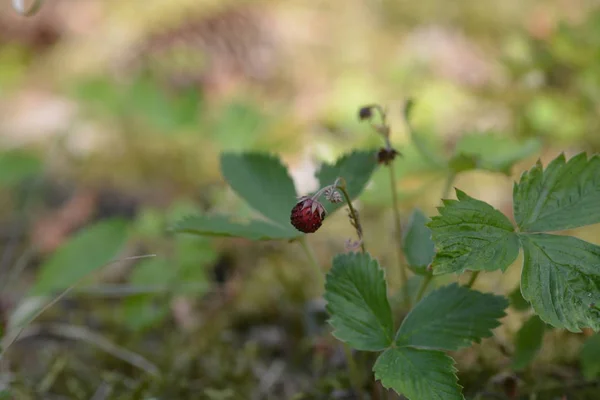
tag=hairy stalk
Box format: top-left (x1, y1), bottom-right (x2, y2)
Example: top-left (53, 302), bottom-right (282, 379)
top-left (299, 236), bottom-right (324, 288)
top-left (442, 172), bottom-right (456, 199)
top-left (415, 274), bottom-right (433, 303)
top-left (336, 185), bottom-right (366, 253)
top-left (466, 271), bottom-right (480, 288)
top-left (388, 164), bottom-right (410, 306)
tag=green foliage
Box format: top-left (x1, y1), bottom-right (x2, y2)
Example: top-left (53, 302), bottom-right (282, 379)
top-left (450, 133), bottom-right (541, 175)
top-left (315, 150), bottom-right (378, 214)
top-left (581, 334), bottom-right (600, 380)
top-left (428, 189), bottom-right (520, 274)
top-left (428, 152), bottom-right (600, 332)
top-left (174, 214), bottom-right (299, 241)
top-left (512, 315), bottom-right (546, 371)
top-left (0, 150), bottom-right (42, 187)
top-left (402, 209), bottom-right (435, 275)
top-left (221, 152), bottom-right (299, 227)
top-left (324, 252), bottom-right (393, 351)
top-left (508, 285), bottom-right (531, 311)
top-left (521, 234), bottom-right (600, 332)
top-left (374, 347), bottom-right (463, 400)
top-left (32, 218), bottom-right (129, 294)
top-left (174, 151), bottom-right (377, 240)
top-left (514, 153), bottom-right (600, 232)
top-left (395, 283), bottom-right (507, 351)
top-left (325, 253), bottom-right (507, 399)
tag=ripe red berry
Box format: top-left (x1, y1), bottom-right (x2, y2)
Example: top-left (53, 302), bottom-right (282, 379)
top-left (290, 197), bottom-right (326, 233)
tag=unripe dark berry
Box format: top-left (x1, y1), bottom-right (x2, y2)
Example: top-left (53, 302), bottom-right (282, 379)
top-left (290, 197), bottom-right (326, 233)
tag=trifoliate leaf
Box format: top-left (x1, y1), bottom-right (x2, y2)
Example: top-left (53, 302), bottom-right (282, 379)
top-left (172, 214), bottom-right (300, 240)
top-left (514, 153), bottom-right (600, 232)
top-left (316, 150), bottom-right (378, 214)
top-left (521, 234), bottom-right (600, 332)
top-left (32, 219), bottom-right (129, 294)
top-left (428, 189), bottom-right (520, 274)
top-left (452, 133), bottom-right (541, 175)
top-left (220, 153), bottom-right (298, 227)
top-left (395, 283), bottom-right (507, 351)
top-left (403, 209), bottom-right (435, 275)
top-left (512, 315), bottom-right (546, 371)
top-left (374, 347), bottom-right (464, 400)
top-left (324, 252), bottom-right (394, 351)
top-left (581, 334), bottom-right (600, 380)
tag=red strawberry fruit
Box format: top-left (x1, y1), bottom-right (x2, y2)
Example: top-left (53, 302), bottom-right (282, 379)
top-left (290, 196), bottom-right (326, 233)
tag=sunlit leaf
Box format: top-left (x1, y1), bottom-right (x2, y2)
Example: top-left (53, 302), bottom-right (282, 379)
top-left (428, 189), bottom-right (520, 274)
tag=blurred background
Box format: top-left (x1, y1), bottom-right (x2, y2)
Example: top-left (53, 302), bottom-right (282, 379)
top-left (0, 0), bottom-right (600, 398)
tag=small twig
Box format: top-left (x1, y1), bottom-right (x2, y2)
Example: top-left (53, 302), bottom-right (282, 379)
top-left (0, 254), bottom-right (156, 358)
top-left (17, 323), bottom-right (160, 376)
top-left (388, 163), bottom-right (409, 305)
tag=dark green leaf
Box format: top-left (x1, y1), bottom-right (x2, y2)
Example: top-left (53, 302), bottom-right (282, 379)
top-left (509, 285), bottom-right (531, 311)
top-left (403, 209), bottom-right (435, 275)
top-left (221, 153), bottom-right (298, 227)
top-left (324, 252), bottom-right (394, 351)
top-left (172, 214), bottom-right (300, 240)
top-left (521, 234), bottom-right (600, 332)
top-left (581, 334), bottom-right (600, 380)
top-left (428, 189), bottom-right (520, 274)
top-left (32, 219), bottom-right (129, 294)
top-left (512, 315), bottom-right (546, 371)
top-left (395, 283), bottom-right (507, 351)
top-left (452, 133), bottom-right (541, 175)
top-left (514, 152), bottom-right (600, 232)
top-left (448, 153), bottom-right (477, 174)
top-left (374, 347), bottom-right (463, 400)
top-left (316, 150), bottom-right (378, 214)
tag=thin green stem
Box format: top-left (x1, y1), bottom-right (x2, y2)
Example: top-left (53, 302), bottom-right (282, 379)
top-left (413, 172), bottom-right (458, 302)
top-left (342, 343), bottom-right (363, 398)
top-left (388, 164), bottom-right (410, 307)
top-left (415, 274), bottom-right (433, 303)
top-left (466, 271), bottom-right (480, 288)
top-left (337, 185), bottom-right (366, 253)
top-left (442, 172), bottom-right (456, 199)
top-left (299, 236), bottom-right (324, 288)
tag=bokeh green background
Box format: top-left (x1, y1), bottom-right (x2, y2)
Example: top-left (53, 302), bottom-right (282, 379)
top-left (0, 0), bottom-right (600, 398)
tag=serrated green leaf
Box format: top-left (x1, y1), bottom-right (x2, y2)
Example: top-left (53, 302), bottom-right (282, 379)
top-left (512, 315), bottom-right (546, 371)
top-left (32, 219), bottom-right (129, 294)
top-left (428, 189), bottom-right (520, 274)
top-left (316, 150), bottom-right (378, 214)
top-left (509, 285), bottom-right (531, 311)
top-left (324, 252), bottom-right (394, 351)
top-left (172, 214), bottom-right (300, 240)
top-left (514, 152), bottom-right (600, 232)
top-left (521, 234), bottom-right (600, 332)
top-left (452, 133), bottom-right (541, 175)
top-left (581, 334), bottom-right (600, 380)
top-left (374, 347), bottom-right (464, 400)
top-left (403, 209), bottom-right (435, 275)
top-left (395, 283), bottom-right (507, 350)
top-left (220, 153), bottom-right (298, 227)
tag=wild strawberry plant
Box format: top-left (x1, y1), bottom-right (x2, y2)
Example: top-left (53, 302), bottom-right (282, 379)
top-left (174, 101), bottom-right (600, 399)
